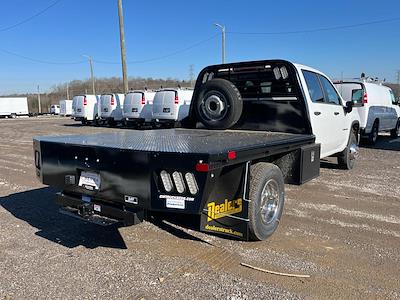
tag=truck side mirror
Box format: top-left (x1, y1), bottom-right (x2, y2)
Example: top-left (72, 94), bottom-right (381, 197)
top-left (344, 101), bottom-right (353, 113)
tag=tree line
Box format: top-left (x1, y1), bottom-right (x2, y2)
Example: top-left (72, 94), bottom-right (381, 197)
top-left (2, 77), bottom-right (400, 114)
top-left (5, 77), bottom-right (191, 113)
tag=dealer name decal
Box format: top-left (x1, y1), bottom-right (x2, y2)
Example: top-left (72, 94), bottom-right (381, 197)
top-left (207, 198), bottom-right (242, 221)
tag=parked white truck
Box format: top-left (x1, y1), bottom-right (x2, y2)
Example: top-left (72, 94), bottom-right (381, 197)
top-left (0, 97), bottom-right (29, 118)
top-left (59, 100), bottom-right (73, 116)
top-left (99, 93), bottom-right (125, 126)
top-left (152, 88), bottom-right (193, 126)
top-left (334, 79), bottom-right (400, 144)
top-left (71, 95), bottom-right (99, 125)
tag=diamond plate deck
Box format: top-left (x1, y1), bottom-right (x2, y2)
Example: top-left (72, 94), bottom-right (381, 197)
top-left (35, 129), bottom-right (313, 155)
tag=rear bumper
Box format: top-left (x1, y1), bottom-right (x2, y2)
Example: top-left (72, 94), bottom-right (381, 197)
top-left (125, 117), bottom-right (145, 123)
top-left (56, 192), bottom-right (144, 226)
top-left (74, 116), bottom-right (86, 121)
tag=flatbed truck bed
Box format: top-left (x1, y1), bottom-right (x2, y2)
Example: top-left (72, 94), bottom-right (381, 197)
top-left (34, 129), bottom-right (319, 240)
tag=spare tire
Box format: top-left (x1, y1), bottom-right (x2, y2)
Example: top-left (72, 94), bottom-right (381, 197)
top-left (194, 78), bottom-right (242, 129)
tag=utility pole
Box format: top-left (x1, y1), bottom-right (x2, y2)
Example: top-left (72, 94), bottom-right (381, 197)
top-left (37, 85), bottom-right (41, 114)
top-left (214, 23), bottom-right (225, 64)
top-left (117, 0), bottom-right (129, 93)
top-left (189, 64), bottom-right (195, 87)
top-left (82, 55), bottom-right (95, 95)
top-left (66, 82), bottom-right (70, 99)
top-left (396, 70), bottom-right (400, 86)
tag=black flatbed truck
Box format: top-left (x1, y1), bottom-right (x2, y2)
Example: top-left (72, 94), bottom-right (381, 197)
top-left (33, 59), bottom-right (322, 241)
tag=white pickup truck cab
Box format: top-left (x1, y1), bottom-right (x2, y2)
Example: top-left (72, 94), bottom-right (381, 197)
top-left (334, 80), bottom-right (400, 144)
top-left (297, 64), bottom-right (360, 165)
top-left (191, 61), bottom-right (361, 169)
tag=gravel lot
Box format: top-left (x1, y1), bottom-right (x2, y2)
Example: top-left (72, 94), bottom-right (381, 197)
top-left (0, 117), bottom-right (399, 299)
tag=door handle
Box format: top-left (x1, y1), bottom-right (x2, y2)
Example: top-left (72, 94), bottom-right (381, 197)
top-left (314, 111), bottom-right (321, 116)
top-left (334, 112), bottom-right (340, 115)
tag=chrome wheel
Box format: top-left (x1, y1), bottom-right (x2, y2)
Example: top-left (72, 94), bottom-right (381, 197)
top-left (348, 143), bottom-right (359, 161)
top-left (259, 179), bottom-right (281, 225)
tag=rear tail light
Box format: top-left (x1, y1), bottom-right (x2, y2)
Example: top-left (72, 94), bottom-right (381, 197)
top-left (111, 96), bottom-right (115, 105)
top-left (83, 97), bottom-right (87, 106)
top-left (363, 93), bottom-right (368, 104)
top-left (172, 171), bottom-right (185, 194)
top-left (185, 173), bottom-right (199, 195)
top-left (160, 170), bottom-right (173, 192)
top-left (141, 94), bottom-right (146, 105)
top-left (228, 151), bottom-right (236, 160)
top-left (174, 93), bottom-right (179, 104)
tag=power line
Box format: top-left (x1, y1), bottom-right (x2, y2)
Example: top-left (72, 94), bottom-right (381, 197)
top-left (93, 33), bottom-right (219, 65)
top-left (0, 48), bottom-right (85, 65)
top-left (227, 16), bottom-right (400, 35)
top-left (0, 0), bottom-right (63, 33)
top-left (0, 34), bottom-right (218, 66)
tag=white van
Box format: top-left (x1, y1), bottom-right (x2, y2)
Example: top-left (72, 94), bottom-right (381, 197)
top-left (152, 88), bottom-right (193, 125)
top-left (72, 95), bottom-right (98, 125)
top-left (59, 100), bottom-right (73, 116)
top-left (50, 105), bottom-right (60, 115)
top-left (99, 93), bottom-right (125, 125)
top-left (334, 80), bottom-right (400, 144)
top-left (123, 90), bottom-right (156, 125)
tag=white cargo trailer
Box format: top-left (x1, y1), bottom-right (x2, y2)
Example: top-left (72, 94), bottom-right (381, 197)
top-left (59, 100), bottom-right (73, 116)
top-left (0, 97), bottom-right (29, 118)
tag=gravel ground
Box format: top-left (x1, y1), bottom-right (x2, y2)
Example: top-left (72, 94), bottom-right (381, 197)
top-left (0, 117), bottom-right (399, 299)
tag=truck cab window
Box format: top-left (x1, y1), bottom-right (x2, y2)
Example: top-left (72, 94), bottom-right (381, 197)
top-left (302, 71), bottom-right (324, 103)
top-left (319, 76), bottom-right (341, 105)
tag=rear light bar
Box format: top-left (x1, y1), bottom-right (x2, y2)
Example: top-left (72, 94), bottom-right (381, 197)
top-left (159, 170), bottom-right (199, 195)
top-left (363, 92), bottom-right (368, 104)
top-left (83, 97), bottom-right (87, 106)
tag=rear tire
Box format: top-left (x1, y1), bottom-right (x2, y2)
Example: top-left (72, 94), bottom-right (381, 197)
top-left (194, 78), bottom-right (243, 129)
top-left (81, 119), bottom-right (87, 125)
top-left (248, 163), bottom-right (285, 241)
top-left (390, 119), bottom-right (400, 138)
top-left (338, 131), bottom-right (358, 170)
top-left (367, 121), bottom-right (379, 145)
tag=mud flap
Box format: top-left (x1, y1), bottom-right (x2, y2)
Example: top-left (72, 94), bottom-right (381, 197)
top-left (200, 162), bottom-right (250, 240)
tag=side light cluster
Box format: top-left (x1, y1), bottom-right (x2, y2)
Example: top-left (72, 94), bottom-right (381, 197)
top-left (160, 170), bottom-right (199, 195)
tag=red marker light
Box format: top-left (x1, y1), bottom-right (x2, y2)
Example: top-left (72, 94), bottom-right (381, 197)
top-left (196, 163), bottom-right (209, 172)
top-left (111, 96), bottom-right (115, 106)
top-left (141, 94), bottom-right (146, 105)
top-left (363, 93), bottom-right (368, 104)
top-left (228, 151), bottom-right (236, 160)
top-left (175, 94), bottom-right (179, 104)
top-left (83, 97), bottom-right (87, 106)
